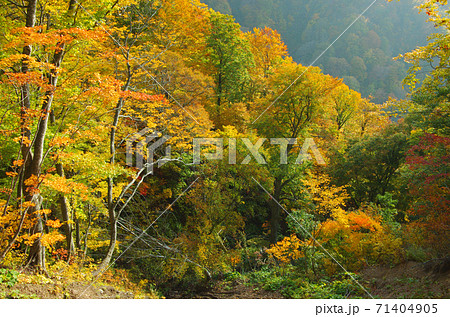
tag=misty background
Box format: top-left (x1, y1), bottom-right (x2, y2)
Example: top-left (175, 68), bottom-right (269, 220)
top-left (201, 0), bottom-right (432, 103)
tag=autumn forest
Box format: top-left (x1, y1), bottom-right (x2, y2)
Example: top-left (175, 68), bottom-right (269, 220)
top-left (0, 0), bottom-right (448, 299)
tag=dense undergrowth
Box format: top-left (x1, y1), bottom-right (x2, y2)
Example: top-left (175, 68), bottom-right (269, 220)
top-left (0, 0), bottom-right (448, 299)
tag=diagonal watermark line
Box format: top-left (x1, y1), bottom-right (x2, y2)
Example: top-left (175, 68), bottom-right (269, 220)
top-left (251, 176), bottom-right (375, 299)
top-left (74, 0), bottom-right (200, 124)
top-left (117, 218), bottom-right (212, 277)
top-left (78, 177), bottom-right (200, 298)
top-left (252, 0), bottom-right (379, 124)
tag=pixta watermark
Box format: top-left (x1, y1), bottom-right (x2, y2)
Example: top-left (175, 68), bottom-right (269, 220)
top-left (126, 128), bottom-right (172, 174)
top-left (126, 129), bottom-right (325, 173)
top-left (192, 137), bottom-right (325, 165)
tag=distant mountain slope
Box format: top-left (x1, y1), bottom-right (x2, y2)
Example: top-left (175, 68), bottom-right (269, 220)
top-left (202, 0), bottom-right (432, 103)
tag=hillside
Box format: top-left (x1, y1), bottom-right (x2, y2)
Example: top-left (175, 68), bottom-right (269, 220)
top-left (202, 0), bottom-right (432, 103)
top-left (0, 0), bottom-right (448, 301)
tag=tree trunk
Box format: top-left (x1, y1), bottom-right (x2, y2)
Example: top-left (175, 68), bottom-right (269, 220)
top-left (26, 43), bottom-right (65, 268)
top-left (93, 51), bottom-right (133, 273)
top-left (18, 0), bottom-right (38, 197)
top-left (95, 70), bottom-right (130, 274)
top-left (82, 206), bottom-right (92, 260)
top-left (269, 177), bottom-right (282, 244)
top-left (56, 163), bottom-right (75, 257)
top-left (95, 179), bottom-right (118, 274)
top-left (75, 212), bottom-right (81, 251)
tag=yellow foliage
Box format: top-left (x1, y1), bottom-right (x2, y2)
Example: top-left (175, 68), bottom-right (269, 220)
top-left (302, 171), bottom-right (349, 219)
top-left (36, 209), bottom-right (52, 215)
top-left (48, 260), bottom-right (96, 283)
top-left (19, 233), bottom-right (42, 247)
top-left (0, 206), bottom-right (37, 251)
top-left (230, 253), bottom-right (242, 266)
top-left (266, 234), bottom-right (304, 264)
top-left (17, 273), bottom-right (53, 285)
top-left (86, 228), bottom-right (111, 250)
top-left (42, 175), bottom-right (90, 201)
top-left (46, 219), bottom-right (62, 228)
top-left (246, 26), bottom-right (288, 77)
top-left (314, 208), bottom-right (403, 270)
top-left (40, 232), bottom-right (65, 249)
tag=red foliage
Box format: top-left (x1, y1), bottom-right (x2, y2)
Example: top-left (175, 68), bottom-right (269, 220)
top-left (405, 133), bottom-right (450, 254)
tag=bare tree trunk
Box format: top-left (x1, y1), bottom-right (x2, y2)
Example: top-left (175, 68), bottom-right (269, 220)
top-left (93, 49), bottom-right (133, 274)
top-left (26, 43), bottom-right (65, 268)
top-left (56, 163), bottom-right (75, 257)
top-left (18, 0), bottom-right (38, 197)
top-left (82, 206), bottom-right (92, 260)
top-left (15, 0), bottom-right (42, 268)
top-left (95, 92), bottom-right (129, 274)
top-left (95, 177), bottom-right (119, 274)
top-left (3, 0), bottom-right (76, 266)
top-left (75, 210), bottom-right (81, 251)
top-left (26, 196), bottom-right (45, 268)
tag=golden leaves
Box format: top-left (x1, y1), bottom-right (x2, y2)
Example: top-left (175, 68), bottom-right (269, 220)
top-left (20, 201), bottom-right (36, 210)
top-left (45, 219), bottom-right (62, 229)
top-left (266, 234), bottom-right (304, 264)
top-left (21, 175), bottom-right (42, 195)
top-left (12, 160), bottom-right (24, 167)
top-left (246, 26), bottom-right (288, 76)
top-left (7, 27), bottom-right (107, 51)
top-left (42, 175), bottom-right (90, 201)
top-left (49, 136), bottom-right (74, 148)
top-left (3, 72), bottom-right (54, 91)
top-left (19, 232), bottom-right (65, 249)
top-left (36, 209), bottom-right (52, 216)
top-left (302, 172), bottom-right (349, 218)
top-left (20, 233), bottom-right (42, 246)
top-left (312, 207), bottom-right (402, 270)
top-left (40, 232), bottom-right (65, 248)
top-left (120, 91), bottom-right (165, 103)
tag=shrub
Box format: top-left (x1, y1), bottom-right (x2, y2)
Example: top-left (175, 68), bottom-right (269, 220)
top-left (0, 269), bottom-right (19, 287)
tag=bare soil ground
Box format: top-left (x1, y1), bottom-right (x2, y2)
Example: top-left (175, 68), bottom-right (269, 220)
top-left (361, 261), bottom-right (449, 298)
top-left (167, 279), bottom-right (284, 299)
top-left (1, 282), bottom-right (135, 299)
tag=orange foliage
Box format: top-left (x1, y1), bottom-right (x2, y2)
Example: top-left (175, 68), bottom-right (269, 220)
top-left (314, 208), bottom-right (402, 270)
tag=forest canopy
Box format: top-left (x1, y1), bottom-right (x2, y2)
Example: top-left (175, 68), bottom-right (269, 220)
top-left (0, 0), bottom-right (448, 299)
top-left (202, 0), bottom-right (433, 104)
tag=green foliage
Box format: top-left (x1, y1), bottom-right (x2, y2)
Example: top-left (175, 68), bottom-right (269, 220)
top-left (328, 125), bottom-right (409, 205)
top-left (245, 266), bottom-right (367, 298)
top-left (287, 210), bottom-right (319, 241)
top-left (203, 0), bottom-right (431, 103)
top-left (0, 269), bottom-right (19, 287)
top-left (236, 237), bottom-right (269, 272)
top-left (291, 277), bottom-right (365, 299)
top-left (204, 11), bottom-right (254, 126)
top-left (376, 193), bottom-right (401, 231)
top-left (246, 266), bottom-right (299, 295)
top-left (223, 270), bottom-right (243, 282)
top-left (405, 245), bottom-right (429, 263)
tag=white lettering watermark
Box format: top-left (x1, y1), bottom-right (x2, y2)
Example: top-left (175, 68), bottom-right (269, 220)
top-left (126, 131), bottom-right (326, 173)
